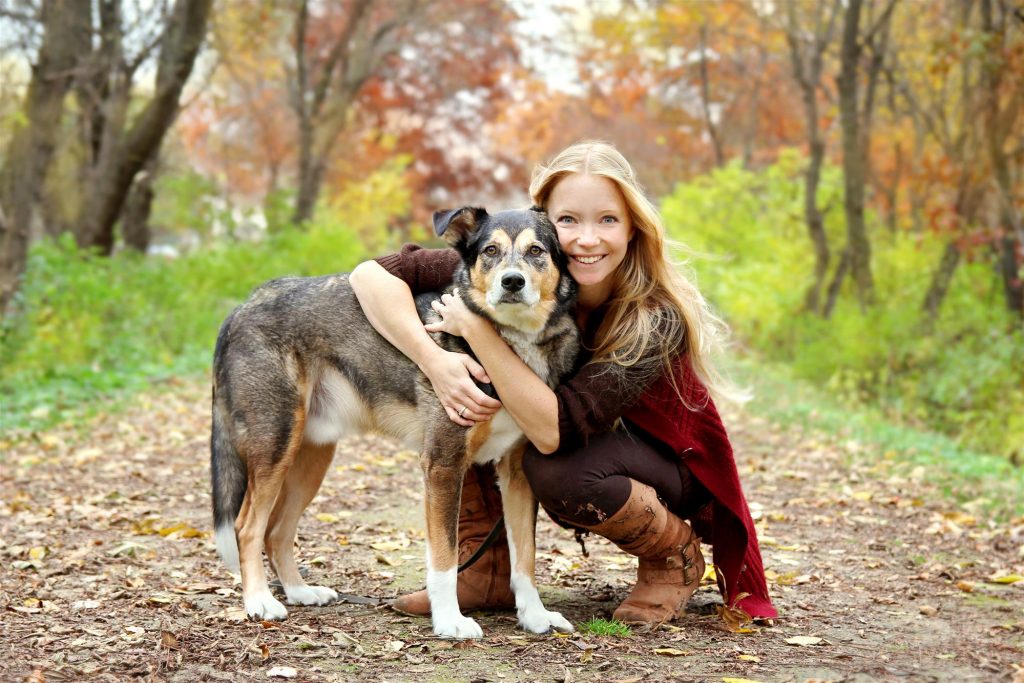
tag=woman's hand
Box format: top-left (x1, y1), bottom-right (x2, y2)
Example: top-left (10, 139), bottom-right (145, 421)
top-left (424, 290), bottom-right (501, 426)
top-left (424, 289), bottom-right (480, 339)
top-left (421, 347), bottom-right (502, 427)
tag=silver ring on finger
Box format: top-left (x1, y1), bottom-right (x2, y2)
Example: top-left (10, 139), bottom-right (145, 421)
top-left (458, 406), bottom-right (468, 418)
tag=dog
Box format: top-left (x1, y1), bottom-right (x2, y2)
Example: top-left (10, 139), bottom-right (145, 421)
top-left (210, 206), bottom-right (579, 638)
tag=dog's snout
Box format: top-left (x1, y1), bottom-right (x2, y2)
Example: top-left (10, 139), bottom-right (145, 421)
top-left (501, 272), bottom-right (526, 292)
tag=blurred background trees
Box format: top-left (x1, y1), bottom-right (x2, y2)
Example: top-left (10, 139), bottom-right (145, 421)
top-left (0, 0), bottom-right (1021, 459)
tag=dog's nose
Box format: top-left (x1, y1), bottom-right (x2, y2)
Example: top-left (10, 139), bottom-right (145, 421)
top-left (501, 272), bottom-right (526, 292)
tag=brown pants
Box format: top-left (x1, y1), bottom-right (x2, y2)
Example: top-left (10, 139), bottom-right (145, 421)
top-left (521, 424), bottom-right (712, 527)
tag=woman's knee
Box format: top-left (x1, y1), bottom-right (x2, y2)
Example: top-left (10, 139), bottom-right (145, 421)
top-left (521, 443), bottom-right (565, 507)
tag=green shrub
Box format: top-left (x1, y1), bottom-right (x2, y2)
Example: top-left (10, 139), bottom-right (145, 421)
top-left (0, 212), bottom-right (370, 432)
top-left (661, 152), bottom-right (1024, 459)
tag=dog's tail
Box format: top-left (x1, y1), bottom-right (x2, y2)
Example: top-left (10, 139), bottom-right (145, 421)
top-left (211, 395), bottom-right (246, 572)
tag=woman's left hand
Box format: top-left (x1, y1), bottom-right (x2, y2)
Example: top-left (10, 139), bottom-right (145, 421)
top-left (424, 289), bottom-right (481, 338)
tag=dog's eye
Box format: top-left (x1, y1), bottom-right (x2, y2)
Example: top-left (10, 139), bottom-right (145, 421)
top-left (483, 245), bottom-right (499, 256)
top-left (528, 245), bottom-right (544, 256)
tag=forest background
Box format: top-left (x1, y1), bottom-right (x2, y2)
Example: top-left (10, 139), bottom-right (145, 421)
top-left (0, 0), bottom-right (1021, 483)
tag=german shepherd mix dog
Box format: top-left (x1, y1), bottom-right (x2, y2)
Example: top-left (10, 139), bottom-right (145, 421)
top-left (211, 207), bottom-right (579, 639)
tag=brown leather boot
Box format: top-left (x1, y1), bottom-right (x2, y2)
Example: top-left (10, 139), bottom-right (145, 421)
top-left (391, 463), bottom-right (515, 615)
top-left (583, 479), bottom-right (705, 625)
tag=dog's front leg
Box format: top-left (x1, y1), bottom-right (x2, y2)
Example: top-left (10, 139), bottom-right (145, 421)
top-left (496, 449), bottom-right (574, 634)
top-left (421, 457), bottom-right (483, 639)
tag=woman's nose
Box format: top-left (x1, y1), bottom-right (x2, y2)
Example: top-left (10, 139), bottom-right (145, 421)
top-left (576, 224), bottom-right (600, 247)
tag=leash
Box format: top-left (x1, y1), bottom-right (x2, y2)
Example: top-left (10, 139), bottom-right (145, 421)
top-left (457, 515), bottom-right (506, 573)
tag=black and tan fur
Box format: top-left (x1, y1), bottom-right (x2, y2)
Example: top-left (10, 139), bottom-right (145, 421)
top-left (211, 207), bottom-right (578, 638)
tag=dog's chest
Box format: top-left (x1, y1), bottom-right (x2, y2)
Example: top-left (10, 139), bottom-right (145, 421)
top-left (501, 331), bottom-right (554, 386)
top-left (470, 410), bottom-right (524, 466)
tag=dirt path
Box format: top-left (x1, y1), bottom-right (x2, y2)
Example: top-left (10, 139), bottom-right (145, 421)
top-left (2, 379), bottom-right (1022, 682)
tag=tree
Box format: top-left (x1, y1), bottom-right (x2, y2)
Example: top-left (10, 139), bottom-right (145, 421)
top-left (781, 0), bottom-right (841, 314)
top-left (0, 0), bottom-right (88, 311)
top-left (66, 0), bottom-right (212, 255)
top-left (184, 0), bottom-right (524, 229)
top-left (835, 0), bottom-right (896, 310)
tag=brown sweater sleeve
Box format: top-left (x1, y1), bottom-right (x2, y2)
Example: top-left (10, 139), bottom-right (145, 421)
top-left (374, 243), bottom-right (461, 295)
top-left (553, 351), bottom-right (664, 452)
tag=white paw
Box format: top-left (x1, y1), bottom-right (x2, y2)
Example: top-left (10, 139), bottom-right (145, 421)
top-left (284, 585), bottom-right (338, 606)
top-left (432, 613), bottom-right (484, 639)
top-left (519, 607), bottom-right (575, 634)
top-left (245, 591), bottom-right (288, 621)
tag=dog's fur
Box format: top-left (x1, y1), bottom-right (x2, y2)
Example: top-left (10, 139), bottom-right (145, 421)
top-left (210, 206), bottom-right (579, 638)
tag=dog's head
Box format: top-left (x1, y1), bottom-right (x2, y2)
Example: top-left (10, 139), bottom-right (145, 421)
top-left (433, 206), bottom-right (576, 333)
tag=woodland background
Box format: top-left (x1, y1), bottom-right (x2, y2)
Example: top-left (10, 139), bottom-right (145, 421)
top-left (0, 0), bottom-right (1022, 471)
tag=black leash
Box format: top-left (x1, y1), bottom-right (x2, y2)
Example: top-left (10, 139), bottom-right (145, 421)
top-left (457, 515), bottom-right (506, 573)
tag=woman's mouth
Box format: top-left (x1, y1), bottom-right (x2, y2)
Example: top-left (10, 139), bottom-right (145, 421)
top-left (572, 254), bottom-right (606, 265)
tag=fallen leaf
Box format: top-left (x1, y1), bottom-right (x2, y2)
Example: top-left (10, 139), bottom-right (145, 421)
top-left (266, 666), bottom-right (298, 679)
top-left (955, 581), bottom-right (974, 592)
top-left (654, 648), bottom-right (691, 656)
top-left (722, 678), bottom-right (767, 683)
top-left (786, 636), bottom-right (823, 646)
top-left (161, 631), bottom-right (179, 650)
top-left (919, 605), bottom-right (939, 616)
top-left (988, 574), bottom-right (1023, 585)
top-left (737, 654), bottom-right (761, 662)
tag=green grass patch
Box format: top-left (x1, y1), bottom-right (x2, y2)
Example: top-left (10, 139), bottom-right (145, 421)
top-left (0, 219), bottom-right (373, 437)
top-left (731, 356), bottom-right (1024, 521)
top-left (578, 618), bottom-right (632, 637)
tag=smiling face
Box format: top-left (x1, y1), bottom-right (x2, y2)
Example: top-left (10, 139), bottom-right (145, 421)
top-left (546, 173), bottom-right (634, 308)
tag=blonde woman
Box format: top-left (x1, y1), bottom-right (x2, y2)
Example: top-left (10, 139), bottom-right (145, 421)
top-left (350, 141), bottom-right (776, 624)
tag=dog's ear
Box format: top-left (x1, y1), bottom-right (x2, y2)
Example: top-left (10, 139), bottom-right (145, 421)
top-left (529, 205), bottom-right (546, 214)
top-left (433, 207), bottom-right (488, 248)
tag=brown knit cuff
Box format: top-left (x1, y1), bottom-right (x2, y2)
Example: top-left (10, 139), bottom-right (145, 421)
top-left (374, 252), bottom-right (404, 278)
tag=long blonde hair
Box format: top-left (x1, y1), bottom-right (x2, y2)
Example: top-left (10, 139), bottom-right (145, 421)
top-left (529, 140), bottom-right (738, 407)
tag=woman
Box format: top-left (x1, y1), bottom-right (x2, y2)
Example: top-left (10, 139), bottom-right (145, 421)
top-left (349, 141), bottom-right (776, 623)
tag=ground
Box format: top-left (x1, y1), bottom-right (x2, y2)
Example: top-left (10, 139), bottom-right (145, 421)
top-left (1, 378), bottom-right (1022, 683)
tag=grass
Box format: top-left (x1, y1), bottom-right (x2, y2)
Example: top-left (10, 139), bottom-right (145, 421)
top-left (730, 355), bottom-right (1024, 521)
top-left (578, 618), bottom-right (632, 637)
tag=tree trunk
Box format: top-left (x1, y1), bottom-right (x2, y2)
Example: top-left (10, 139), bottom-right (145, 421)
top-left (0, 0), bottom-right (89, 312)
top-left (697, 21), bottom-right (725, 168)
top-left (121, 163), bottom-right (157, 252)
top-left (784, 0), bottom-right (840, 315)
top-left (837, 0), bottom-right (876, 308)
top-left (78, 0), bottom-right (212, 254)
top-left (921, 240), bottom-right (961, 328)
top-left (980, 0), bottom-right (1023, 319)
top-left (823, 248), bottom-right (851, 319)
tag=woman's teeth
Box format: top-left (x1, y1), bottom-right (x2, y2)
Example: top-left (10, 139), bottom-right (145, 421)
top-left (573, 255), bottom-right (604, 264)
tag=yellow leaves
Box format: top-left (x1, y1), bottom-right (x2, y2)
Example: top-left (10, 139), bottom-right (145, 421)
top-left (653, 648), bottom-right (691, 657)
top-left (988, 574), bottom-right (1023, 585)
top-left (132, 517), bottom-right (206, 539)
top-left (316, 512), bottom-right (354, 523)
top-left (736, 654), bottom-right (761, 662)
top-left (955, 580), bottom-right (975, 592)
top-left (722, 678), bottom-right (767, 683)
top-left (157, 522), bottom-right (205, 539)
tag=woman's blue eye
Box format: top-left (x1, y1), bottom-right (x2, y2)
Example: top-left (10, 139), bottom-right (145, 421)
top-left (557, 215), bottom-right (575, 224)
top-left (602, 215), bottom-right (618, 223)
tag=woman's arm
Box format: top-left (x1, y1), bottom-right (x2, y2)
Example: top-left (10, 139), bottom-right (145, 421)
top-left (425, 291), bottom-right (560, 453)
top-left (349, 260), bottom-right (501, 426)
top-left (459, 314), bottom-right (561, 454)
top-left (427, 290), bottom-right (665, 455)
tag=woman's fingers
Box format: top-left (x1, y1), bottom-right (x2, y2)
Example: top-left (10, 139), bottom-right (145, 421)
top-left (444, 404), bottom-right (475, 427)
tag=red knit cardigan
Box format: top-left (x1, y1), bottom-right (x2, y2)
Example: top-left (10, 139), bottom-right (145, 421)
top-left (375, 245), bottom-right (777, 619)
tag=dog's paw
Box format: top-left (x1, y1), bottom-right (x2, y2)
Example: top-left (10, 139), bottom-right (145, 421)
top-left (245, 591), bottom-right (289, 621)
top-left (284, 585), bottom-right (338, 606)
top-left (432, 614), bottom-right (484, 639)
top-left (519, 607), bottom-right (575, 635)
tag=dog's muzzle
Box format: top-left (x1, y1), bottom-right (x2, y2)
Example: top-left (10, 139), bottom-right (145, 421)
top-left (489, 269), bottom-right (538, 306)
